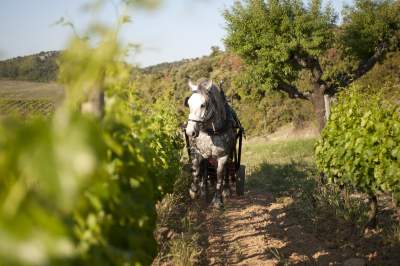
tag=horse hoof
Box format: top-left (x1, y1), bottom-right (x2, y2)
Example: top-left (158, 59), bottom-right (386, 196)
top-left (189, 188), bottom-right (198, 199)
top-left (189, 182), bottom-right (200, 199)
top-left (222, 188), bottom-right (231, 199)
top-left (200, 188), bottom-right (206, 198)
top-left (211, 197), bottom-right (224, 209)
top-left (212, 201), bottom-right (224, 209)
top-left (199, 182), bottom-right (206, 198)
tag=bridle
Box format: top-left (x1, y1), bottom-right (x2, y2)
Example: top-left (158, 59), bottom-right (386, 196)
top-left (187, 91), bottom-right (215, 125)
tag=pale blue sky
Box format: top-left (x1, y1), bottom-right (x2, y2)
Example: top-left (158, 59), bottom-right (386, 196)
top-left (0, 0), bottom-right (351, 67)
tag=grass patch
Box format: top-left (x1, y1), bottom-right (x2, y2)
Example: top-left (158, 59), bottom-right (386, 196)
top-left (313, 185), bottom-right (370, 228)
top-left (243, 138), bottom-right (317, 195)
top-left (169, 226), bottom-right (201, 266)
top-left (243, 138), bottom-right (316, 171)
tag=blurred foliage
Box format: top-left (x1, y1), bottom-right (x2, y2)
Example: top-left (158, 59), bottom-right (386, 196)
top-left (0, 0), bottom-right (183, 266)
top-left (0, 112), bottom-right (105, 266)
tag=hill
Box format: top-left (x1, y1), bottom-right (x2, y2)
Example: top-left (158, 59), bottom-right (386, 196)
top-left (0, 51), bottom-right (60, 82)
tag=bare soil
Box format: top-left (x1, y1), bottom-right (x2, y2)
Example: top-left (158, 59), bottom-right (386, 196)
top-left (199, 191), bottom-right (400, 266)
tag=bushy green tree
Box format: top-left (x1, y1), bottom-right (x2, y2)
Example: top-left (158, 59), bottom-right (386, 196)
top-left (224, 0), bottom-right (400, 131)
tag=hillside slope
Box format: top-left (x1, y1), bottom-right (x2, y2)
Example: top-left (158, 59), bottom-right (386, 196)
top-left (0, 51), bottom-right (60, 82)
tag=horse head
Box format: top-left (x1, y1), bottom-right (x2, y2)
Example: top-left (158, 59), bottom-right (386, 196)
top-left (185, 79), bottom-right (213, 138)
top-left (185, 78), bottom-right (227, 138)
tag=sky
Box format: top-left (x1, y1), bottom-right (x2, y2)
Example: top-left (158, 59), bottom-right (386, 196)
top-left (0, 0), bottom-right (351, 67)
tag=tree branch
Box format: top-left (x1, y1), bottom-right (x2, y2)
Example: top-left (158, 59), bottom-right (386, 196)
top-left (277, 81), bottom-right (310, 100)
top-left (353, 42), bottom-right (388, 81)
top-left (292, 53), bottom-right (328, 95)
top-left (293, 54), bottom-right (318, 70)
top-left (326, 42), bottom-right (388, 95)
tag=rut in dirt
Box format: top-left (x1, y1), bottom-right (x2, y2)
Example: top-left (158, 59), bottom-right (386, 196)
top-left (205, 193), bottom-right (272, 265)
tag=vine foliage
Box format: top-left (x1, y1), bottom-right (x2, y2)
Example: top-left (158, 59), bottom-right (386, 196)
top-left (0, 3), bottom-right (182, 266)
top-left (315, 85), bottom-right (400, 202)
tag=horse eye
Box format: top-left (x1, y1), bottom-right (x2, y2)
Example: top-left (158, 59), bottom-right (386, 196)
top-left (201, 104), bottom-right (205, 108)
top-left (184, 97), bottom-right (189, 107)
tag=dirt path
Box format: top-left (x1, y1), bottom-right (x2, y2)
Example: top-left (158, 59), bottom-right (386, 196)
top-left (203, 192), bottom-right (346, 266)
top-left (206, 193), bottom-right (275, 265)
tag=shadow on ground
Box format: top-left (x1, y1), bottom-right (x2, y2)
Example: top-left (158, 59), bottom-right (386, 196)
top-left (237, 161), bottom-right (400, 265)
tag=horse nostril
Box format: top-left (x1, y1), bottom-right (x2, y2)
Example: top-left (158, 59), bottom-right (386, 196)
top-left (192, 131), bottom-right (196, 137)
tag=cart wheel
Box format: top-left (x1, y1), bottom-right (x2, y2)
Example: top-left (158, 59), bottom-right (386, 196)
top-left (236, 165), bottom-right (245, 196)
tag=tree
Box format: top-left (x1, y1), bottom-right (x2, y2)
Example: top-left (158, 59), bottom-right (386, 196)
top-left (224, 0), bottom-right (400, 131)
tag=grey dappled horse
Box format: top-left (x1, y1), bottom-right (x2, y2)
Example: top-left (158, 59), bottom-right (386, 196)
top-left (185, 79), bottom-right (236, 208)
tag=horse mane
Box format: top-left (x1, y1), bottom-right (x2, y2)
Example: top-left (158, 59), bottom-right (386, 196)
top-left (197, 79), bottom-right (227, 123)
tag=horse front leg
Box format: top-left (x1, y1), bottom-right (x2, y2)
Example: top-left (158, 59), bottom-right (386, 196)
top-left (222, 144), bottom-right (235, 199)
top-left (190, 154), bottom-right (201, 199)
top-left (212, 155), bottom-right (228, 208)
top-left (199, 159), bottom-right (208, 199)
top-left (222, 157), bottom-right (232, 199)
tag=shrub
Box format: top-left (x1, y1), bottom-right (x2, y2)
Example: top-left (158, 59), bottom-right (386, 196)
top-left (315, 85), bottom-right (400, 210)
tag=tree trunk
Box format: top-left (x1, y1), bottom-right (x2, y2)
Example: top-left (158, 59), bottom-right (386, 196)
top-left (324, 95), bottom-right (331, 121)
top-left (311, 85), bottom-right (326, 132)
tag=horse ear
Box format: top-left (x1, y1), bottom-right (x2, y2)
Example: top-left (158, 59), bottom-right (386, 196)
top-left (184, 96), bottom-right (189, 107)
top-left (188, 80), bottom-right (197, 92)
top-left (205, 80), bottom-right (213, 91)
